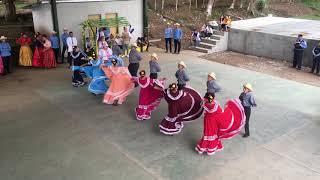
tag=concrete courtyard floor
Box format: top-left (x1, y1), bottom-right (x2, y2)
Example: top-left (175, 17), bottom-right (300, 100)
top-left (1, 48), bottom-right (320, 180)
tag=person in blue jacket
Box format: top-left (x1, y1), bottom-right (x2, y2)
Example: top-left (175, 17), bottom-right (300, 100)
top-left (293, 34), bottom-right (307, 70)
top-left (311, 42), bottom-right (320, 75)
top-left (0, 36), bottom-right (12, 75)
top-left (173, 23), bottom-right (183, 54)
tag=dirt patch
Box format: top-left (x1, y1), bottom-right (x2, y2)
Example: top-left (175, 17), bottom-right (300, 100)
top-left (201, 51), bottom-right (320, 87)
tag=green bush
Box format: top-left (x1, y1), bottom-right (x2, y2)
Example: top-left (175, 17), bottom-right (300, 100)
top-left (256, 0), bottom-right (267, 11)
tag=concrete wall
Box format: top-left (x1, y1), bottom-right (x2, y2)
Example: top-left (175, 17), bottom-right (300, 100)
top-left (228, 29), bottom-right (319, 67)
top-left (32, 0), bottom-right (143, 48)
top-left (32, 4), bottom-right (54, 34)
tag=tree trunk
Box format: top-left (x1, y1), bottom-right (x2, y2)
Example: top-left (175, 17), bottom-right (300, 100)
top-left (161, 0), bottom-right (164, 10)
top-left (154, 0), bottom-right (157, 10)
top-left (206, 0), bottom-right (214, 17)
top-left (196, 0), bottom-right (198, 9)
top-left (240, 0), bottom-right (244, 9)
top-left (189, 0), bottom-right (192, 10)
top-left (176, 0), bottom-right (178, 11)
top-left (3, 0), bottom-right (17, 22)
top-left (229, 0), bottom-right (236, 9)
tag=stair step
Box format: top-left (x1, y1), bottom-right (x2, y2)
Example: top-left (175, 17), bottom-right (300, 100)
top-left (210, 35), bottom-right (221, 40)
top-left (189, 46), bottom-right (209, 53)
top-left (199, 42), bottom-right (215, 49)
top-left (213, 30), bottom-right (225, 36)
top-left (201, 38), bottom-right (218, 45)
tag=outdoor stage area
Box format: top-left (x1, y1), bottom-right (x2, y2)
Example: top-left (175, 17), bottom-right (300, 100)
top-left (0, 48), bottom-right (320, 180)
top-left (229, 17), bottom-right (320, 67)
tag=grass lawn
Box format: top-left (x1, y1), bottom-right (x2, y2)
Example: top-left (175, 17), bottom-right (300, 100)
top-left (301, 0), bottom-right (320, 10)
top-left (298, 0), bottom-right (320, 20)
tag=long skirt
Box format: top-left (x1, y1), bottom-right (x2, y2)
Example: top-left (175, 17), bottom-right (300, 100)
top-left (217, 99), bottom-right (246, 140)
top-left (159, 86), bottom-right (204, 135)
top-left (43, 49), bottom-right (56, 68)
top-left (19, 45), bottom-right (33, 66)
top-left (196, 102), bottom-right (224, 155)
top-left (102, 66), bottom-right (134, 104)
top-left (82, 66), bottom-right (109, 95)
top-left (33, 47), bottom-right (44, 67)
top-left (135, 79), bottom-right (164, 120)
top-left (0, 56), bottom-right (3, 75)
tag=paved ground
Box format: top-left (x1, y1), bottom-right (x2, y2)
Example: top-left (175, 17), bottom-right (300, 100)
top-left (1, 48), bottom-right (320, 180)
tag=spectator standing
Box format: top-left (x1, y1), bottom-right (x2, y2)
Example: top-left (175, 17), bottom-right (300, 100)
top-left (66, 31), bottom-right (78, 66)
top-left (122, 27), bottom-right (130, 57)
top-left (164, 23), bottom-right (173, 53)
top-left (0, 36), bottom-right (12, 75)
top-left (311, 42), bottom-right (320, 75)
top-left (293, 34), bottom-right (307, 70)
top-left (173, 23), bottom-right (183, 54)
top-left (60, 28), bottom-right (69, 63)
top-left (50, 31), bottom-right (60, 64)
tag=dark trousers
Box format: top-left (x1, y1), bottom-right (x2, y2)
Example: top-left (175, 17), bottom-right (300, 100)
top-left (53, 48), bottom-right (60, 63)
top-left (72, 70), bottom-right (84, 83)
top-left (177, 84), bottom-right (185, 90)
top-left (174, 39), bottom-right (181, 53)
top-left (61, 45), bottom-right (67, 63)
top-left (165, 38), bottom-right (172, 52)
top-left (293, 49), bottom-right (304, 69)
top-left (311, 57), bottom-right (320, 74)
top-left (244, 106), bottom-right (251, 136)
top-left (2, 56), bottom-right (11, 74)
top-left (68, 52), bottom-right (72, 66)
top-left (128, 63), bottom-right (140, 77)
top-left (150, 73), bottom-right (158, 79)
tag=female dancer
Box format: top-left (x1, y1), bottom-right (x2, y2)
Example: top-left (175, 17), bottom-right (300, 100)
top-left (159, 83), bottom-right (203, 135)
top-left (101, 58), bottom-right (134, 106)
top-left (16, 33), bottom-right (33, 67)
top-left (133, 70), bottom-right (165, 120)
top-left (82, 53), bottom-right (109, 95)
top-left (32, 33), bottom-right (44, 67)
top-left (0, 56), bottom-right (3, 75)
top-left (195, 96), bottom-right (246, 155)
top-left (195, 93), bottom-right (223, 155)
top-left (42, 35), bottom-right (56, 68)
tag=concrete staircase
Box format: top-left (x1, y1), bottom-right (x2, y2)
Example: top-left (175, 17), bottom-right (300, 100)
top-left (189, 30), bottom-right (228, 53)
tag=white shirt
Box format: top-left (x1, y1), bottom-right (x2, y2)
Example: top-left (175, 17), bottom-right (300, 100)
top-left (206, 26), bottom-right (213, 34)
top-left (66, 37), bottom-right (78, 52)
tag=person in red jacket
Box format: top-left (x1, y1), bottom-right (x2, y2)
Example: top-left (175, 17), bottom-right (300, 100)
top-left (16, 33), bottom-right (33, 67)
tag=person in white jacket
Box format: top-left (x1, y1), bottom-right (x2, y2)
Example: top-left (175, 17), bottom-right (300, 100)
top-left (66, 31), bottom-right (77, 66)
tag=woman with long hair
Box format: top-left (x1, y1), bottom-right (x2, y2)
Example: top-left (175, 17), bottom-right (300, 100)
top-left (16, 33), bottom-right (33, 67)
top-left (42, 35), bottom-right (56, 68)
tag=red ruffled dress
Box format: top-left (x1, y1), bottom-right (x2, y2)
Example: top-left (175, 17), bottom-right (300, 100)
top-left (196, 98), bottom-right (246, 155)
top-left (43, 40), bottom-right (56, 68)
top-left (33, 40), bottom-right (44, 67)
top-left (159, 86), bottom-right (204, 135)
top-left (196, 101), bottom-right (224, 155)
top-left (135, 77), bottom-right (165, 120)
top-left (217, 98), bottom-right (246, 140)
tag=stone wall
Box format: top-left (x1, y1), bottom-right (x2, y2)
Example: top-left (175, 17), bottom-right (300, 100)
top-left (228, 28), bottom-right (318, 67)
